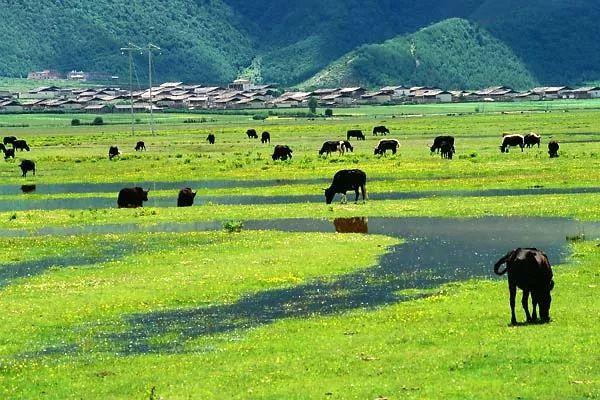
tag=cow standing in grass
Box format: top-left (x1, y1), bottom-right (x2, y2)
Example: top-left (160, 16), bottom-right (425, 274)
top-left (494, 248), bottom-right (554, 325)
top-left (347, 130), bottom-right (365, 140)
top-left (430, 136), bottom-right (455, 154)
top-left (19, 160), bottom-right (35, 177)
top-left (319, 141), bottom-right (343, 157)
top-left (374, 139), bottom-right (400, 156)
top-left (372, 126), bottom-right (390, 136)
top-left (272, 145), bottom-right (293, 161)
top-left (109, 146), bottom-right (120, 160)
top-left (324, 169), bottom-right (367, 204)
top-left (12, 140), bottom-right (30, 151)
top-left (135, 141), bottom-right (146, 151)
top-left (440, 141), bottom-right (454, 159)
top-left (3, 136), bottom-right (17, 146)
top-left (117, 187), bottom-right (149, 208)
top-left (500, 134), bottom-right (525, 153)
top-left (340, 140), bottom-right (354, 153)
top-left (246, 129), bottom-right (258, 139)
top-left (206, 133), bottom-right (215, 144)
top-left (177, 188), bottom-right (197, 207)
top-left (2, 145), bottom-right (14, 160)
top-left (261, 131), bottom-right (271, 144)
top-left (524, 133), bottom-right (541, 148)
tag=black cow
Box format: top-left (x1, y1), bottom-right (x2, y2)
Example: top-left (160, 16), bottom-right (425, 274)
top-left (524, 133), bottom-right (541, 148)
top-left (134, 141), bottom-right (146, 151)
top-left (347, 130), bottom-right (365, 141)
top-left (440, 141), bottom-right (454, 159)
top-left (3, 147), bottom-right (15, 160)
top-left (19, 160), bottom-right (35, 177)
top-left (374, 139), bottom-right (400, 156)
top-left (13, 140), bottom-right (30, 151)
top-left (177, 187), bottom-right (197, 207)
top-left (494, 248), bottom-right (554, 324)
top-left (319, 141), bottom-right (343, 157)
top-left (3, 136), bottom-right (17, 146)
top-left (430, 136), bottom-right (455, 153)
top-left (372, 126), bottom-right (390, 136)
top-left (272, 145), bottom-right (293, 161)
top-left (340, 140), bottom-right (354, 153)
top-left (117, 187), bottom-right (149, 208)
top-left (324, 169), bottom-right (367, 204)
top-left (206, 133), bottom-right (215, 145)
top-left (246, 129), bottom-right (258, 139)
top-left (500, 134), bottom-right (525, 153)
top-left (548, 141), bottom-right (560, 158)
top-left (261, 131), bottom-right (271, 144)
top-left (109, 146), bottom-right (120, 160)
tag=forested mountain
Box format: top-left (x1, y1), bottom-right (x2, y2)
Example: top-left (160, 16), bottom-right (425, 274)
top-left (0, 0), bottom-right (598, 88)
top-left (301, 19), bottom-right (537, 90)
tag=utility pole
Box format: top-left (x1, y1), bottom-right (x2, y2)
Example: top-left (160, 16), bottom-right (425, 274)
top-left (120, 43), bottom-right (142, 136)
top-left (146, 43), bottom-right (161, 136)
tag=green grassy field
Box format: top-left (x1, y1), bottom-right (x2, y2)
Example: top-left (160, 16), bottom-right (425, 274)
top-left (0, 103), bottom-right (598, 399)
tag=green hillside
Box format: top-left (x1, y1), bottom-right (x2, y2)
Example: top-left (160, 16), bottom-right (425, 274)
top-left (302, 19), bottom-right (537, 90)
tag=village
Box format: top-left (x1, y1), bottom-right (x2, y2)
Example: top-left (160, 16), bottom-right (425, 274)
top-left (0, 74), bottom-right (599, 113)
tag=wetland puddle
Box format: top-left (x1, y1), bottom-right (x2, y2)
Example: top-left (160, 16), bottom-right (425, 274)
top-left (1, 186), bottom-right (599, 211)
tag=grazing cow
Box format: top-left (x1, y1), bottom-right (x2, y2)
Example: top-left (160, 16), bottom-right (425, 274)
top-left (440, 141), bottom-right (455, 159)
top-left (19, 160), bottom-right (35, 177)
top-left (340, 140), bottom-right (354, 153)
top-left (3, 136), bottom-right (17, 145)
top-left (134, 141), bottom-right (146, 151)
top-left (272, 145), bottom-right (293, 161)
top-left (109, 146), bottom-right (120, 160)
top-left (347, 130), bottom-right (365, 141)
top-left (319, 140), bottom-right (343, 157)
top-left (3, 147), bottom-right (15, 160)
top-left (177, 187), bottom-right (197, 207)
top-left (500, 134), bottom-right (525, 153)
top-left (374, 139), bottom-right (400, 156)
top-left (548, 140), bottom-right (560, 158)
top-left (494, 248), bottom-right (554, 324)
top-left (261, 131), bottom-right (271, 144)
top-left (324, 169), bottom-right (367, 204)
top-left (12, 140), bottom-right (30, 151)
top-left (524, 133), bottom-right (541, 148)
top-left (206, 133), bottom-right (215, 145)
top-left (430, 136), bottom-right (455, 153)
top-left (246, 129), bottom-right (258, 139)
top-left (21, 184), bottom-right (36, 193)
top-left (333, 217), bottom-right (368, 233)
top-left (117, 187), bottom-right (149, 208)
top-left (372, 125), bottom-right (390, 136)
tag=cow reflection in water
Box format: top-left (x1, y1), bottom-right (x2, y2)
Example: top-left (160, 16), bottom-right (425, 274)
top-left (21, 184), bottom-right (36, 194)
top-left (333, 217), bottom-right (368, 234)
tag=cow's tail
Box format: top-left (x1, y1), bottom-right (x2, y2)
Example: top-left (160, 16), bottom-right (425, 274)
top-left (493, 252), bottom-right (512, 275)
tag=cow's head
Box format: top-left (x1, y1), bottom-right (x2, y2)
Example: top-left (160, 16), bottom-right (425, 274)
top-left (346, 143), bottom-right (354, 152)
top-left (374, 147), bottom-right (382, 156)
top-left (499, 145), bottom-right (506, 153)
top-left (537, 279), bottom-right (554, 322)
top-left (324, 187), bottom-right (335, 204)
top-left (142, 189), bottom-right (150, 201)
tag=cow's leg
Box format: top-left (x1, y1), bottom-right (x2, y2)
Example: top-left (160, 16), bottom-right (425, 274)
top-left (522, 290), bottom-right (532, 322)
top-left (509, 282), bottom-right (517, 325)
top-left (531, 291), bottom-right (539, 322)
top-left (520, 145), bottom-right (524, 152)
top-left (361, 185), bottom-right (367, 203)
top-left (340, 193), bottom-right (347, 204)
top-left (354, 188), bottom-right (359, 203)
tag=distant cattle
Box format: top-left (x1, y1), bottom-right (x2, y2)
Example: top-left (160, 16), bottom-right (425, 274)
top-left (3, 147), bottom-right (15, 160)
top-left (134, 141), bottom-right (146, 151)
top-left (117, 187), bottom-right (149, 208)
top-left (324, 169), bottom-right (367, 204)
top-left (548, 140), bottom-right (560, 158)
top-left (524, 133), bottom-right (541, 148)
top-left (246, 129), bottom-right (258, 139)
top-left (430, 136), bottom-right (455, 153)
top-left (372, 126), bottom-right (390, 136)
top-left (19, 160), bottom-right (35, 177)
top-left (206, 133), bottom-right (215, 145)
top-left (340, 140), bottom-right (354, 153)
top-left (109, 146), bottom-right (120, 160)
top-left (494, 247), bottom-right (554, 324)
top-left (272, 145), bottom-right (293, 161)
top-left (440, 141), bottom-right (455, 159)
top-left (261, 131), bottom-right (271, 144)
top-left (500, 134), bottom-right (525, 153)
top-left (374, 139), bottom-right (400, 156)
top-left (347, 130), bottom-right (365, 141)
top-left (177, 187), bottom-right (197, 207)
top-left (319, 140), bottom-right (343, 157)
top-left (12, 140), bottom-right (30, 151)
top-left (3, 136), bottom-right (17, 146)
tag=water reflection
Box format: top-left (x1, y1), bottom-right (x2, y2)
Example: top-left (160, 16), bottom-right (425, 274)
top-left (334, 217), bottom-right (368, 233)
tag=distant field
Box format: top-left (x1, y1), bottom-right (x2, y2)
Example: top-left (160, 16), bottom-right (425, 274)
top-left (0, 103), bottom-right (598, 399)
